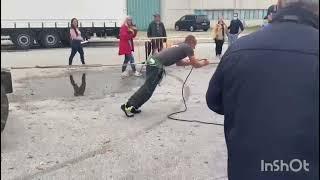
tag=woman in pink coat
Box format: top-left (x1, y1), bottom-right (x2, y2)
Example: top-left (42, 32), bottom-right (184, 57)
top-left (118, 16), bottom-right (142, 77)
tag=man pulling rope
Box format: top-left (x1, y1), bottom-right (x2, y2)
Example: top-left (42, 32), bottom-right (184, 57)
top-left (121, 35), bottom-right (210, 117)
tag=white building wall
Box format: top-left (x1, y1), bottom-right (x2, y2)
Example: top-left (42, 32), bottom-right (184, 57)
top-left (162, 0), bottom-right (278, 29)
top-left (189, 0), bottom-right (277, 9)
top-left (236, 0), bottom-right (278, 9)
top-left (190, 0), bottom-right (235, 9)
top-left (161, 0), bottom-right (193, 29)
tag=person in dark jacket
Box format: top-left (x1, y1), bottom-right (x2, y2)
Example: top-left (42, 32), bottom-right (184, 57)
top-left (147, 13), bottom-right (167, 55)
top-left (206, 0), bottom-right (319, 180)
top-left (264, 4), bottom-right (278, 22)
top-left (227, 13), bottom-right (244, 46)
top-left (262, 4), bottom-right (278, 29)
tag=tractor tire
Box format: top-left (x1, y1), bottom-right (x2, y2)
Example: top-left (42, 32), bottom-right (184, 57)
top-left (1, 86), bottom-right (9, 132)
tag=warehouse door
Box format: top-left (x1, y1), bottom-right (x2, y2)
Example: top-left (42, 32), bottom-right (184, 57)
top-left (127, 0), bottom-right (160, 30)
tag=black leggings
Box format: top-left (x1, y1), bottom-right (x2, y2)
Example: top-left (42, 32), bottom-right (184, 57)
top-left (69, 41), bottom-right (85, 65)
top-left (122, 54), bottom-right (136, 72)
top-left (215, 39), bottom-right (224, 56)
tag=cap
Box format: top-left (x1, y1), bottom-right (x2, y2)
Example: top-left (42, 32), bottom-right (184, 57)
top-left (153, 13), bottom-right (161, 17)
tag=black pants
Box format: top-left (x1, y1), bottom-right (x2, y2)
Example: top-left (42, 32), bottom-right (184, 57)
top-left (151, 39), bottom-right (164, 54)
top-left (215, 39), bottom-right (224, 56)
top-left (127, 65), bottom-right (164, 108)
top-left (122, 54), bottom-right (136, 72)
top-left (69, 41), bottom-right (85, 65)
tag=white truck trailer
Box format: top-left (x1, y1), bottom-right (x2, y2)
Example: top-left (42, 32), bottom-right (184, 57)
top-left (1, 0), bottom-right (126, 49)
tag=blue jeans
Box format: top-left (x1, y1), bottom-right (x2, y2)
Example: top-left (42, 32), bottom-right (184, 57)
top-left (228, 34), bottom-right (239, 46)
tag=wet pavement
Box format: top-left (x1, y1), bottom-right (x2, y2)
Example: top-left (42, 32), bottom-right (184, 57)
top-left (11, 68), bottom-right (146, 101)
top-left (1, 65), bottom-right (226, 180)
top-left (1, 42), bottom-right (229, 68)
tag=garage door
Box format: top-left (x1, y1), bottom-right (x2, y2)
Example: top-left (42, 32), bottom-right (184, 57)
top-left (127, 0), bottom-right (160, 30)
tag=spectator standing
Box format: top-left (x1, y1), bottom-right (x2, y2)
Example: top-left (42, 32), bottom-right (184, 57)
top-left (227, 13), bottom-right (244, 46)
top-left (262, 4), bottom-right (278, 29)
top-left (118, 16), bottom-right (142, 78)
top-left (68, 18), bottom-right (85, 66)
top-left (212, 18), bottom-right (227, 59)
top-left (264, 4), bottom-right (278, 22)
top-left (206, 0), bottom-right (319, 179)
top-left (147, 13), bottom-right (167, 55)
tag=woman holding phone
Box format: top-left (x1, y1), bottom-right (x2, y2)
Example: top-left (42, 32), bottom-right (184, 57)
top-left (212, 17), bottom-right (227, 59)
top-left (69, 18), bottom-right (86, 66)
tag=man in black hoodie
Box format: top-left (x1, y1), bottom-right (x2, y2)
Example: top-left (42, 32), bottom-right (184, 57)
top-left (147, 13), bottom-right (167, 55)
top-left (206, 0), bottom-right (319, 179)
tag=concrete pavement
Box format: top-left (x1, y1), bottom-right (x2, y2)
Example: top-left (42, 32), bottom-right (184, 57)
top-left (1, 63), bottom-right (227, 179)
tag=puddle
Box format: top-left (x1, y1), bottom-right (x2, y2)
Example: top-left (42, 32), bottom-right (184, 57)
top-left (11, 68), bottom-right (146, 102)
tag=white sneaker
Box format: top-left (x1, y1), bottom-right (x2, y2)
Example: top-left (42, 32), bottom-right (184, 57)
top-left (134, 71), bottom-right (142, 77)
top-left (121, 71), bottom-right (129, 78)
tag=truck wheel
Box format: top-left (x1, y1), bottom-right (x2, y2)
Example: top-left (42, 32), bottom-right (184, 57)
top-left (11, 32), bottom-right (34, 49)
top-left (1, 86), bottom-right (9, 133)
top-left (40, 31), bottom-right (61, 48)
top-left (61, 40), bottom-right (71, 47)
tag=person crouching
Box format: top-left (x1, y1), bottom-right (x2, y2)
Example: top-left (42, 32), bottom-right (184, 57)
top-left (121, 35), bottom-right (210, 117)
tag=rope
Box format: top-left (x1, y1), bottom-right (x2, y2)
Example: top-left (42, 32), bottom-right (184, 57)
top-left (167, 66), bottom-right (224, 126)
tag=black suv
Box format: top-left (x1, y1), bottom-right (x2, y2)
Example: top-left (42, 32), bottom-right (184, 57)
top-left (175, 15), bottom-right (210, 32)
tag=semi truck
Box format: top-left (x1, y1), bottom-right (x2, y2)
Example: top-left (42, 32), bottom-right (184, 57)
top-left (1, 0), bottom-right (127, 49)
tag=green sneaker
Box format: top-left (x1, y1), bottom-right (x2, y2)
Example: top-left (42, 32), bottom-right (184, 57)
top-left (131, 107), bottom-right (141, 114)
top-left (121, 104), bottom-right (134, 117)
top-left (121, 104), bottom-right (142, 117)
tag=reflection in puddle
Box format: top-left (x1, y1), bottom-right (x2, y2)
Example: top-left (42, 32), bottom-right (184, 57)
top-left (69, 74), bottom-right (86, 96)
top-left (12, 69), bottom-right (146, 101)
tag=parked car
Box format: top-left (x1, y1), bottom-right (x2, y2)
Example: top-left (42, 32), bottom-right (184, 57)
top-left (1, 68), bottom-right (13, 132)
top-left (174, 15), bottom-right (210, 32)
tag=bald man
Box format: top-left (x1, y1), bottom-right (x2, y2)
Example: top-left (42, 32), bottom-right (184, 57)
top-left (121, 35), bottom-right (209, 117)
